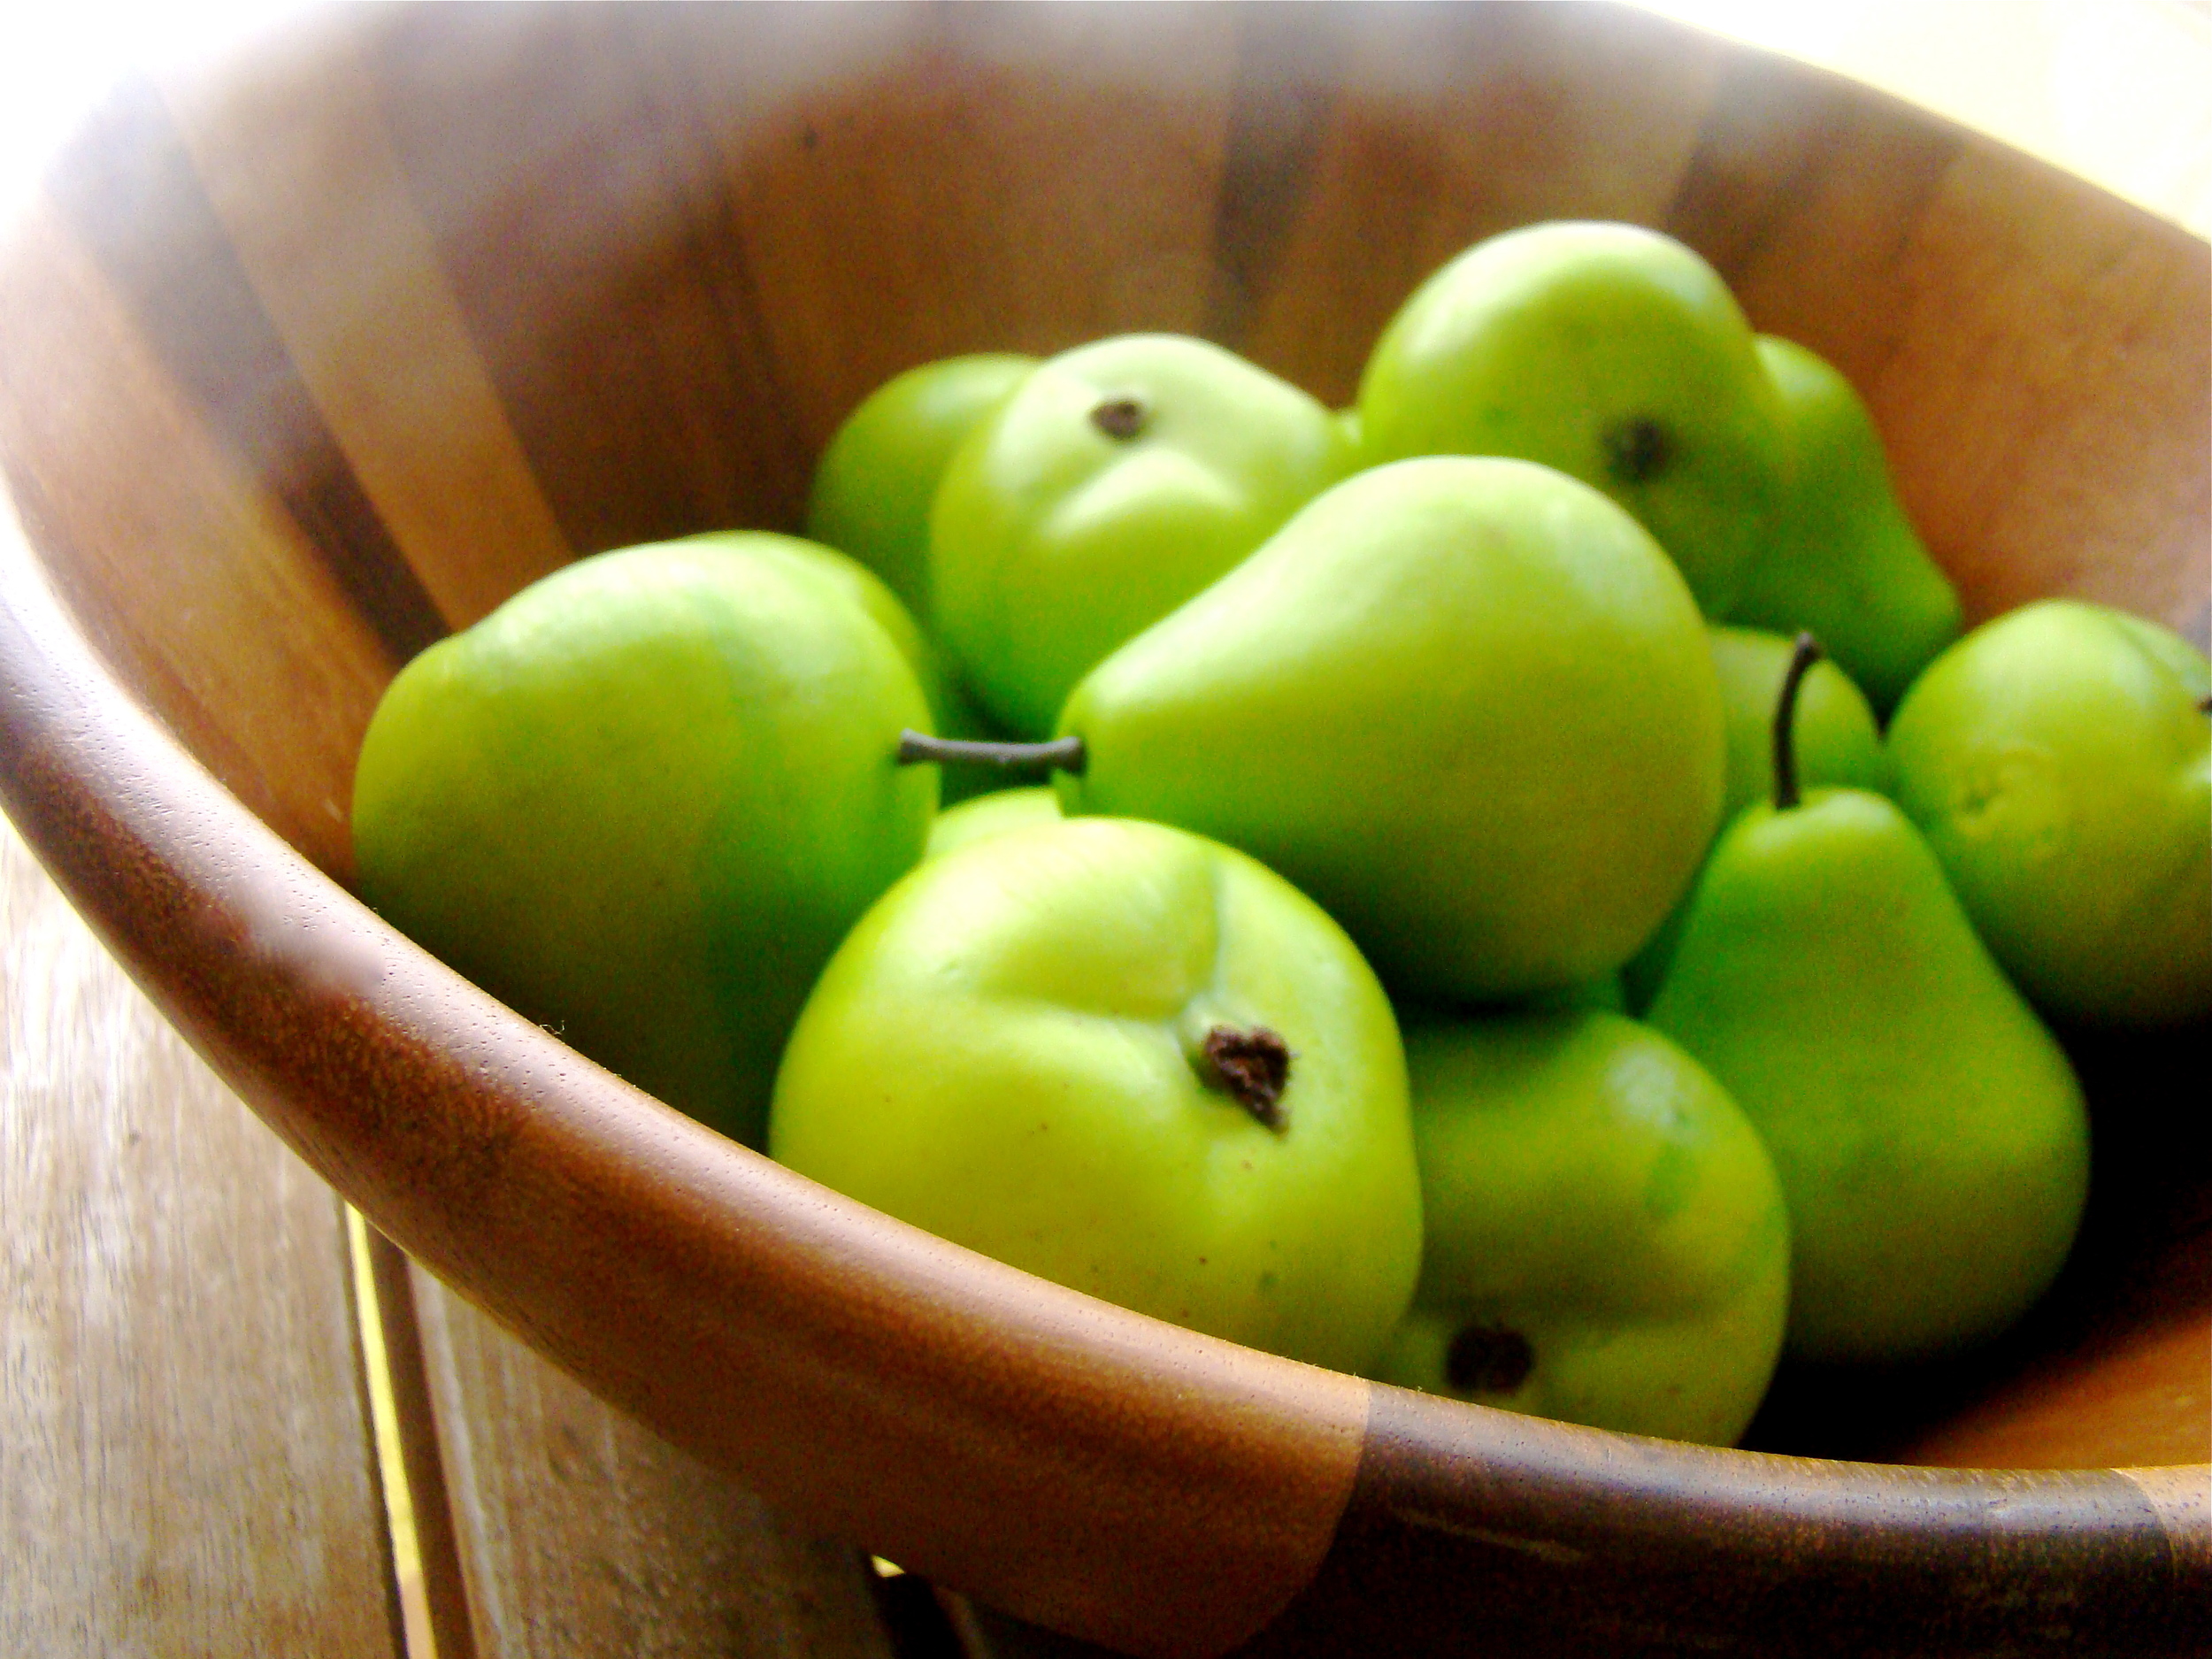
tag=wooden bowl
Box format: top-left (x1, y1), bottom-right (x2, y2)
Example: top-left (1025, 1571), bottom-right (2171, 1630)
top-left (1, 5), bottom-right (2204, 1654)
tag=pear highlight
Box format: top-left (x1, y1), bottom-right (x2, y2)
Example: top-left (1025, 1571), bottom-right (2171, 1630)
top-left (1648, 637), bottom-right (2089, 1362)
top-left (1055, 457), bottom-right (1725, 1003)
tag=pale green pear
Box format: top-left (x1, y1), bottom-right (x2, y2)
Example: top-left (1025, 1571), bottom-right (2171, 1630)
top-left (924, 785), bottom-right (1062, 861)
top-left (1371, 1010), bottom-right (1790, 1446)
top-left (805, 352), bottom-right (1036, 618)
top-left (931, 334), bottom-right (1349, 738)
top-left (1647, 782), bottom-right (2089, 1363)
top-left (1356, 221), bottom-right (1788, 615)
top-left (1887, 599), bottom-right (2210, 1027)
top-left (1624, 626), bottom-right (1891, 1010)
top-left (1724, 336), bottom-right (1961, 715)
top-left (353, 536), bottom-right (936, 1148)
top-left (1055, 457), bottom-right (1725, 1004)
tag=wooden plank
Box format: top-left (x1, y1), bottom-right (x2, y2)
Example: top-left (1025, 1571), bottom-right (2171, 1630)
top-left (0, 814), bottom-right (405, 1658)
top-left (406, 1262), bottom-right (897, 1659)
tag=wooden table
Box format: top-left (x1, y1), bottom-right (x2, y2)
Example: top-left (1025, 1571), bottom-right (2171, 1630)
top-left (2, 809), bottom-right (954, 1658)
top-left (4, 5), bottom-right (2208, 1655)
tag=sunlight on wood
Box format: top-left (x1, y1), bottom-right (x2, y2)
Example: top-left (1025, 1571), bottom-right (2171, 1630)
top-left (349, 1206), bottom-right (441, 1659)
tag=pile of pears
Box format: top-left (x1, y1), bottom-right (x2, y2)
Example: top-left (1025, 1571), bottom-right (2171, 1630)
top-left (352, 220), bottom-right (2210, 1450)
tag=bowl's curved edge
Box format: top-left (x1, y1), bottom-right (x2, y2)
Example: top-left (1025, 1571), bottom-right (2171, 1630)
top-left (1, 487), bottom-right (2204, 1659)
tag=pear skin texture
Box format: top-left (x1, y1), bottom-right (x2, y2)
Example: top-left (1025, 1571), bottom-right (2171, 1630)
top-left (1058, 456), bottom-right (1725, 1004)
top-left (680, 527), bottom-right (1004, 803)
top-left (1887, 599), bottom-right (2212, 1027)
top-left (769, 817), bottom-right (1424, 1376)
top-left (1647, 791), bottom-right (2090, 1363)
top-left (1624, 626), bottom-right (1890, 1010)
top-left (930, 334), bottom-right (1351, 739)
top-left (804, 352), bottom-right (1037, 619)
top-left (923, 784), bottom-right (1063, 861)
top-left (351, 538), bottom-right (937, 1148)
top-left (1356, 220), bottom-right (1786, 616)
top-left (1726, 337), bottom-right (1960, 716)
top-left (1371, 1012), bottom-right (1791, 1446)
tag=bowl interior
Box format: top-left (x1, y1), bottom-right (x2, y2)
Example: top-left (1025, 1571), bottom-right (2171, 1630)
top-left (0, 0), bottom-right (2205, 1479)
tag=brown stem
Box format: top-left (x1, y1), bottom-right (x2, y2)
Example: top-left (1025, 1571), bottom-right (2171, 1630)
top-left (896, 730), bottom-right (1087, 775)
top-left (1602, 415), bottom-right (1672, 484)
top-left (1196, 1025), bottom-right (1291, 1132)
top-left (1090, 396), bottom-right (1149, 440)
top-left (1446, 1324), bottom-right (1535, 1394)
top-left (1772, 632), bottom-right (1824, 811)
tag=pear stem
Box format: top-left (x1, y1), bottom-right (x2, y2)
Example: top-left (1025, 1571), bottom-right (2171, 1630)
top-left (1772, 633), bottom-right (1824, 812)
top-left (1194, 1025), bottom-right (1292, 1132)
top-left (896, 730), bottom-right (1087, 775)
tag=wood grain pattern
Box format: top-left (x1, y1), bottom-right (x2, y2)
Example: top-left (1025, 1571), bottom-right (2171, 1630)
top-left (365, 3), bottom-right (818, 559)
top-left (0, 814), bottom-right (403, 1658)
top-left (161, 26), bottom-right (573, 633)
top-left (0, 196), bottom-right (396, 880)
top-left (684, 2), bottom-right (1239, 449)
top-left (1237, 3), bottom-right (1727, 400)
top-left (0, 4), bottom-right (2205, 1655)
top-left (406, 1262), bottom-right (895, 1659)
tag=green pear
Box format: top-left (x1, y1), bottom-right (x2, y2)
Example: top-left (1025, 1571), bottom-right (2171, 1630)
top-left (924, 784), bottom-right (1062, 860)
top-left (805, 352), bottom-right (1036, 618)
top-left (352, 536), bottom-right (936, 1148)
top-left (1053, 456), bottom-right (1725, 1003)
top-left (1371, 1010), bottom-right (1790, 1446)
top-left (1724, 336), bottom-right (1961, 715)
top-left (1624, 626), bottom-right (1890, 1010)
top-left (930, 334), bottom-right (1350, 738)
top-left (1887, 599), bottom-right (2211, 1027)
top-left (1647, 643), bottom-right (2089, 1362)
top-left (1356, 220), bottom-right (1787, 615)
top-left (771, 816), bottom-right (1422, 1374)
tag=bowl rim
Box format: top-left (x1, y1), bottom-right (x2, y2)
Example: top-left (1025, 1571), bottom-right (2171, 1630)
top-left (3, 482), bottom-right (2205, 1656)
top-left (0, 0), bottom-right (2206, 1644)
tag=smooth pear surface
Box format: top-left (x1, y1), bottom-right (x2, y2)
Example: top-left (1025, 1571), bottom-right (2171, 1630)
top-left (1057, 457), bottom-right (1725, 1003)
top-left (924, 785), bottom-right (1063, 860)
top-left (1648, 790), bottom-right (2090, 1363)
top-left (930, 334), bottom-right (1350, 738)
top-left (352, 537), bottom-right (935, 1148)
top-left (1356, 220), bottom-right (1787, 615)
top-left (770, 817), bottom-right (1423, 1375)
top-left (1371, 1011), bottom-right (1790, 1447)
top-left (804, 352), bottom-right (1037, 618)
top-left (1624, 625), bottom-right (1891, 1010)
top-left (1887, 599), bottom-right (2211, 1028)
top-left (1725, 336), bottom-right (1961, 715)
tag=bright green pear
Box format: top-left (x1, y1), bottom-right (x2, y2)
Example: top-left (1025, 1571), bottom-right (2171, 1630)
top-left (924, 784), bottom-right (1062, 860)
top-left (930, 334), bottom-right (1350, 738)
top-left (771, 817), bottom-right (1423, 1374)
top-left (1887, 599), bottom-right (2211, 1027)
top-left (1371, 1011), bottom-right (1790, 1446)
top-left (1056, 457), bottom-right (1725, 1003)
top-left (352, 536), bottom-right (936, 1148)
top-left (1356, 220), bottom-right (1787, 615)
top-left (1624, 626), bottom-right (1891, 1010)
top-left (804, 352), bottom-right (1036, 618)
top-left (1647, 787), bottom-right (2090, 1363)
top-left (1725, 336), bottom-right (1961, 714)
